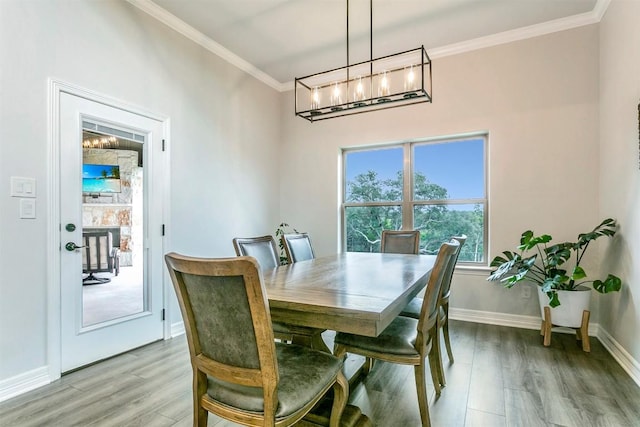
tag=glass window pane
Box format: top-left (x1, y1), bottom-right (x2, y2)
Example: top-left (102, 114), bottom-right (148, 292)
top-left (413, 139), bottom-right (484, 200)
top-left (345, 147), bottom-right (403, 202)
top-left (414, 204), bottom-right (485, 262)
top-left (345, 206), bottom-right (402, 252)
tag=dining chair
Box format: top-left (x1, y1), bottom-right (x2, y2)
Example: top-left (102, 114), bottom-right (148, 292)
top-left (333, 240), bottom-right (460, 427)
top-left (281, 232), bottom-right (315, 264)
top-left (400, 235), bottom-right (467, 373)
top-left (358, 229), bottom-right (422, 371)
top-left (165, 253), bottom-right (348, 427)
top-left (380, 229), bottom-right (421, 254)
top-left (232, 235), bottom-right (294, 341)
top-left (232, 235), bottom-right (280, 269)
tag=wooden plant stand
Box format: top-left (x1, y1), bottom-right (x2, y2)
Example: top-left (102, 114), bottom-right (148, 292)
top-left (540, 307), bottom-right (591, 352)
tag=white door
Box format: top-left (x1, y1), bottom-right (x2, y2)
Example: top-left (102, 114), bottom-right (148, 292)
top-left (59, 92), bottom-right (165, 372)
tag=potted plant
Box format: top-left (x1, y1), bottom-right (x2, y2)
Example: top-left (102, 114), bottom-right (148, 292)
top-left (275, 222), bottom-right (299, 265)
top-left (487, 218), bottom-right (622, 328)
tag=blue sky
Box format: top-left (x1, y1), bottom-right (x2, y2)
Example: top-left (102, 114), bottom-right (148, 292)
top-left (345, 138), bottom-right (484, 199)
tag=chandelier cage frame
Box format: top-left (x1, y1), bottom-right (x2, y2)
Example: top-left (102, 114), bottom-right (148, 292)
top-left (294, 0), bottom-right (432, 122)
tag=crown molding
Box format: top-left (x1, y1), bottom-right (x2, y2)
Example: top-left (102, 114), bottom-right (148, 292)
top-left (129, 0), bottom-right (609, 93)
top-left (428, 0), bottom-right (609, 60)
top-left (126, 0), bottom-right (285, 91)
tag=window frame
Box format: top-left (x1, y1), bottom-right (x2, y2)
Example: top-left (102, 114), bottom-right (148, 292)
top-left (341, 133), bottom-right (488, 265)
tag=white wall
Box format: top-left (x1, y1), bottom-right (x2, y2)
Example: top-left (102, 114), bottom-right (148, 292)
top-left (0, 1), bottom-right (280, 383)
top-left (279, 25), bottom-right (603, 319)
top-left (598, 0), bottom-right (640, 363)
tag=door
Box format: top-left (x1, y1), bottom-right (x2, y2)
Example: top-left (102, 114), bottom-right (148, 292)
top-left (59, 92), bottom-right (165, 372)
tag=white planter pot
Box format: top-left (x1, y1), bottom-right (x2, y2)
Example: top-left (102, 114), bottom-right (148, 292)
top-left (537, 286), bottom-right (591, 328)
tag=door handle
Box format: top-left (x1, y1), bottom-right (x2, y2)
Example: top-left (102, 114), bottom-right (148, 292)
top-left (65, 242), bottom-right (85, 251)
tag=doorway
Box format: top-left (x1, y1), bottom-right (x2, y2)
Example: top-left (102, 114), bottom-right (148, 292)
top-left (52, 82), bottom-right (168, 373)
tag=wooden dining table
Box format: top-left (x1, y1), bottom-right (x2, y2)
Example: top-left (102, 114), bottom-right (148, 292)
top-left (262, 251), bottom-right (435, 350)
top-left (262, 252), bottom-right (436, 426)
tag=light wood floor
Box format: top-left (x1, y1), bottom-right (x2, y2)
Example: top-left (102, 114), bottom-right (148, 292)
top-left (2, 320), bottom-right (639, 426)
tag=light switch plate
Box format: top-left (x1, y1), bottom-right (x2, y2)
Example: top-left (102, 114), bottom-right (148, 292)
top-left (19, 199), bottom-right (36, 219)
top-left (11, 176), bottom-right (37, 198)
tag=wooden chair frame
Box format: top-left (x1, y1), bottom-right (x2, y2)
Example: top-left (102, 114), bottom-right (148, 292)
top-left (333, 241), bottom-right (459, 427)
top-left (380, 230), bottom-right (421, 254)
top-left (281, 232), bottom-right (315, 264)
top-left (165, 253), bottom-right (347, 427)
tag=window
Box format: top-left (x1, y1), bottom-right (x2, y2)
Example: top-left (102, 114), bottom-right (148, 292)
top-left (342, 135), bottom-right (487, 264)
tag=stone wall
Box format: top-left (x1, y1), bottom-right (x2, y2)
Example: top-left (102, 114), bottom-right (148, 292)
top-left (82, 149), bottom-right (140, 266)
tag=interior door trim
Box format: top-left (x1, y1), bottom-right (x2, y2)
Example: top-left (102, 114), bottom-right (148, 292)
top-left (47, 79), bottom-right (171, 381)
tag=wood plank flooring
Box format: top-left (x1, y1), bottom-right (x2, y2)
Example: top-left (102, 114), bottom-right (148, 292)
top-left (1, 320), bottom-right (639, 426)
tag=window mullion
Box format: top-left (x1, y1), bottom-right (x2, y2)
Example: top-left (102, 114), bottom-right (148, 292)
top-left (402, 143), bottom-right (413, 230)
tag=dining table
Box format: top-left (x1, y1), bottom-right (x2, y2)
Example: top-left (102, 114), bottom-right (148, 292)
top-left (262, 251), bottom-right (436, 427)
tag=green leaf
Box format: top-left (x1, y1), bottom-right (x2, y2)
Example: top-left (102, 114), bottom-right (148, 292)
top-left (571, 266), bottom-right (586, 281)
top-left (543, 290), bottom-right (561, 308)
top-left (593, 274), bottom-right (622, 293)
top-left (518, 233), bottom-right (551, 251)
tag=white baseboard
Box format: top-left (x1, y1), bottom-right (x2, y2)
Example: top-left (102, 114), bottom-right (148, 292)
top-left (597, 327), bottom-right (640, 386)
top-left (449, 307), bottom-right (639, 388)
top-left (0, 366), bottom-right (50, 403)
top-left (449, 307), bottom-right (541, 330)
top-left (170, 320), bottom-right (185, 337)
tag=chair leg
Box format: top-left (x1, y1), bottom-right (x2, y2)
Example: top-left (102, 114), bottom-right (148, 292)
top-left (363, 357), bottom-right (374, 375)
top-left (427, 346), bottom-right (442, 397)
top-left (329, 371), bottom-right (349, 427)
top-left (194, 372), bottom-right (208, 427)
top-left (196, 405), bottom-right (208, 427)
top-left (442, 305), bottom-right (454, 363)
top-left (414, 361), bottom-right (432, 427)
top-left (432, 324), bottom-right (446, 388)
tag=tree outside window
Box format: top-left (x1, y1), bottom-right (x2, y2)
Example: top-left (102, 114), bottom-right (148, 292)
top-left (342, 136), bottom-right (487, 264)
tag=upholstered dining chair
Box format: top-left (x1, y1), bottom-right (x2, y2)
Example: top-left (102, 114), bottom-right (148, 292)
top-left (232, 235), bottom-right (294, 341)
top-left (400, 235), bottom-right (467, 369)
top-left (380, 229), bottom-right (421, 254)
top-left (232, 235), bottom-right (280, 270)
top-left (165, 253), bottom-right (348, 427)
top-left (333, 240), bottom-right (459, 427)
top-left (281, 232), bottom-right (315, 264)
top-left (357, 229), bottom-right (422, 371)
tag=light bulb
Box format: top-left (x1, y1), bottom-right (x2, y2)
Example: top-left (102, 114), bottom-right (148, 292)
top-left (354, 76), bottom-right (364, 102)
top-left (404, 65), bottom-right (416, 92)
top-left (378, 71), bottom-right (390, 97)
top-left (331, 82), bottom-right (342, 106)
top-left (311, 86), bottom-right (320, 110)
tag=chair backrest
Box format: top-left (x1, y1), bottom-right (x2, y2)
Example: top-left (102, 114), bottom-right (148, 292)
top-left (232, 235), bottom-right (279, 270)
top-left (164, 253), bottom-right (280, 419)
top-left (281, 233), bottom-right (315, 264)
top-left (416, 240), bottom-right (460, 336)
top-left (440, 235), bottom-right (467, 300)
top-left (381, 230), bottom-right (420, 254)
top-left (82, 230), bottom-right (114, 272)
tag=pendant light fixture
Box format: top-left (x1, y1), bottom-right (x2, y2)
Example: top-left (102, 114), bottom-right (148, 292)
top-left (295, 0), bottom-right (432, 122)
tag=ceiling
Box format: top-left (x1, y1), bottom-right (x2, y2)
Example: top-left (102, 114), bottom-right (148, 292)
top-left (133, 0), bottom-right (603, 89)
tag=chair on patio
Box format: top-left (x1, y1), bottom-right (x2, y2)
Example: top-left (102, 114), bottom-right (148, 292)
top-left (82, 229), bottom-right (120, 284)
top-left (165, 253), bottom-right (348, 427)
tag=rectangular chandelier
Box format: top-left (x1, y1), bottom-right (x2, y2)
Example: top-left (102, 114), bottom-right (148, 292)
top-left (294, 0), bottom-right (432, 122)
top-left (295, 47), bottom-right (431, 122)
